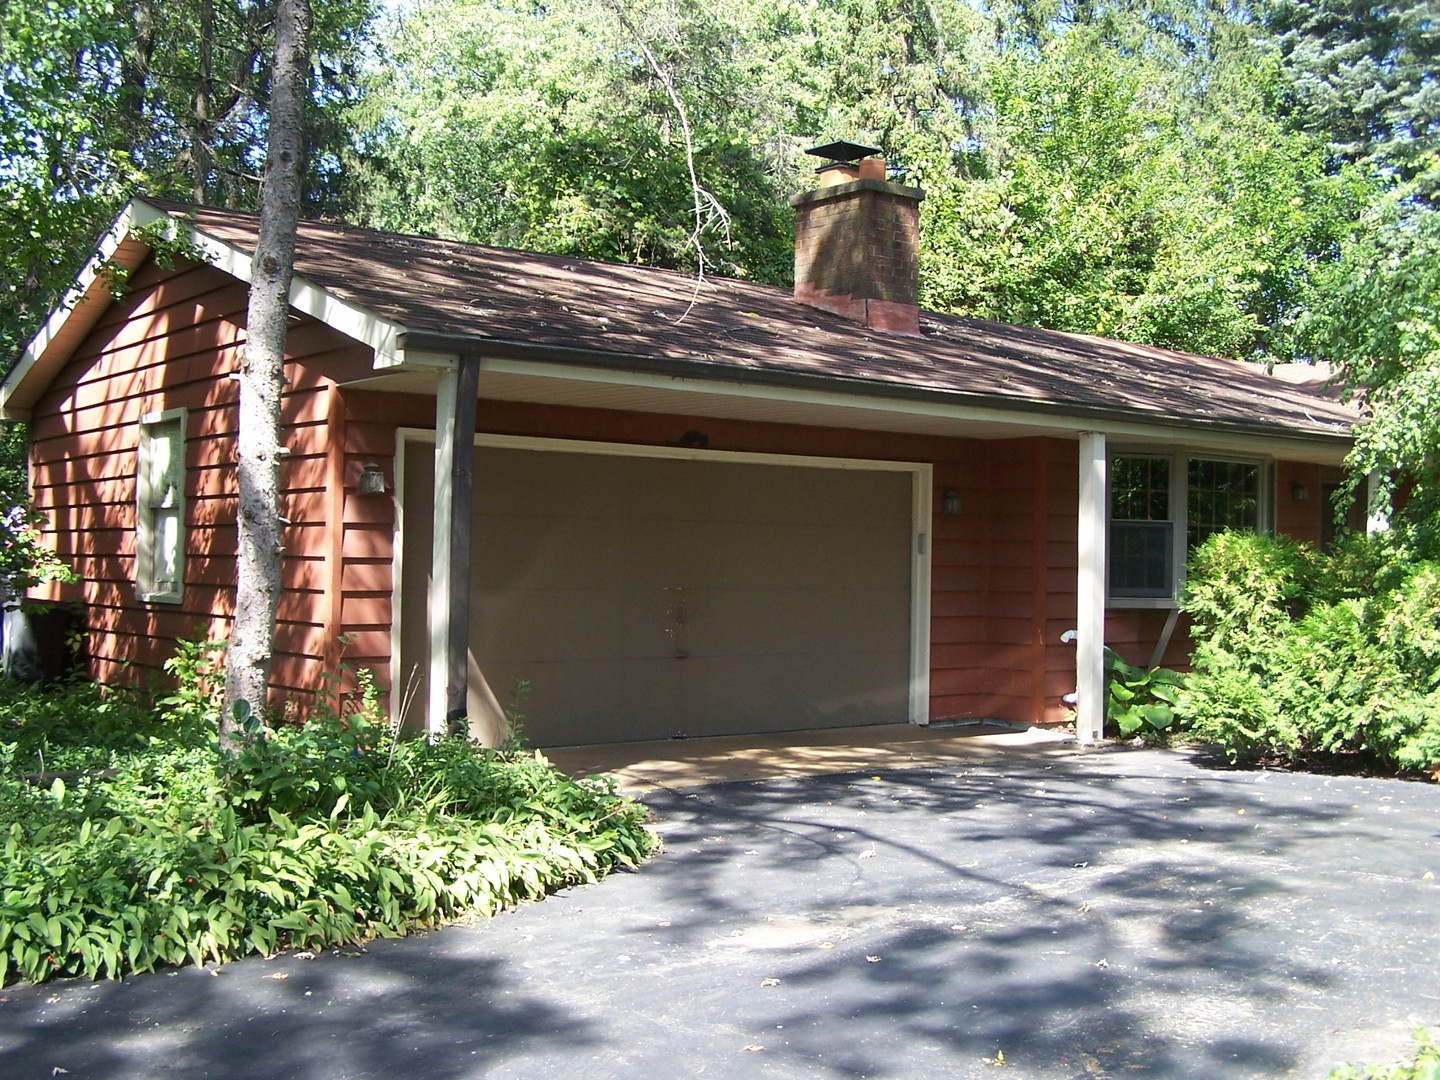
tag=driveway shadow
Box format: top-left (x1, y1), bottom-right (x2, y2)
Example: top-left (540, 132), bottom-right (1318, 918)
top-left (1, 747), bottom-right (1436, 1078)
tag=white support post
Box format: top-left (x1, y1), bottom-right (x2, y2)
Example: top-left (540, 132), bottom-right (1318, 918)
top-left (427, 357), bottom-right (482, 737)
top-left (428, 366), bottom-right (460, 736)
top-left (1076, 431), bottom-right (1107, 744)
top-left (1365, 470), bottom-right (1390, 535)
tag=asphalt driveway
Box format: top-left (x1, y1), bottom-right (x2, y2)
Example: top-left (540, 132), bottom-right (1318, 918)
top-left (1, 743), bottom-right (1437, 1078)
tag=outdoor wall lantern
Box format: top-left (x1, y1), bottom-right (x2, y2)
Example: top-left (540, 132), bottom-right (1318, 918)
top-left (357, 462), bottom-right (387, 496)
top-left (1291, 481), bottom-right (1310, 503)
top-left (941, 488), bottom-right (962, 517)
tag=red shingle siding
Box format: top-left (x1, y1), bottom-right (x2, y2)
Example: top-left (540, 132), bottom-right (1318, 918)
top-left (27, 256), bottom-right (372, 707)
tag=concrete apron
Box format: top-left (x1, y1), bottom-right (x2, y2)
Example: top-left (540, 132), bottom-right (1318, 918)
top-left (543, 721), bottom-right (1077, 793)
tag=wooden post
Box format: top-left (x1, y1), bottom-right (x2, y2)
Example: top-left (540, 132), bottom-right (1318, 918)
top-left (427, 356), bottom-right (480, 736)
top-left (1076, 431), bottom-right (1107, 744)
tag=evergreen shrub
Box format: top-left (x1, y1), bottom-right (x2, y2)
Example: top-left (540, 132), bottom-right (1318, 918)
top-left (1179, 531), bottom-right (1440, 770)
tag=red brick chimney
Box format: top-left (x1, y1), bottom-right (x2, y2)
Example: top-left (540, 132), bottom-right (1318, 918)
top-left (791, 148), bottom-right (924, 336)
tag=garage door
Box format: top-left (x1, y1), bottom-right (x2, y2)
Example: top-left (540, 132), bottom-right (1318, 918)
top-left (399, 440), bottom-right (916, 746)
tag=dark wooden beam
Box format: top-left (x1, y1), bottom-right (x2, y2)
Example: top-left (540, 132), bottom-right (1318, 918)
top-left (443, 355), bottom-right (481, 733)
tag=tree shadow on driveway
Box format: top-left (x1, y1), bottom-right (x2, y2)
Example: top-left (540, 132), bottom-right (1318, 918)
top-left (1, 746), bottom-right (1436, 1078)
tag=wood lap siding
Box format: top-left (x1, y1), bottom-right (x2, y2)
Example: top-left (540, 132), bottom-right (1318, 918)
top-left (27, 256), bottom-right (374, 706)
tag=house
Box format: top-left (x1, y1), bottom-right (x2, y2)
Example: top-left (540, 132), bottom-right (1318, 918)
top-left (0, 152), bottom-right (1362, 746)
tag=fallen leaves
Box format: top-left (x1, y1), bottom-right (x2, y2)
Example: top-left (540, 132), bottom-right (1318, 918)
top-left (982, 1049), bottom-right (1006, 1067)
top-left (865, 955), bottom-right (881, 963)
top-left (743, 1044), bottom-right (764, 1053)
top-left (264, 972), bottom-right (289, 981)
top-left (761, 977), bottom-right (781, 987)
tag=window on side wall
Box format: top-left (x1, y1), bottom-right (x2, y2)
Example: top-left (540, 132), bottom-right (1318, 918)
top-left (1108, 453), bottom-right (1263, 605)
top-left (137, 410), bottom-right (185, 603)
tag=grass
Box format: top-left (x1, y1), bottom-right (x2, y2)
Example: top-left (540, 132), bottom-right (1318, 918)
top-left (0, 677), bottom-right (655, 985)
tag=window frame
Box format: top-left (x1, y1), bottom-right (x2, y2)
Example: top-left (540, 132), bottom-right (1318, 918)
top-left (136, 408), bottom-right (187, 605)
top-left (1106, 448), bottom-right (1271, 609)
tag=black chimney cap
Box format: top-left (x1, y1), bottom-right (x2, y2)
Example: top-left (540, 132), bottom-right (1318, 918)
top-left (806, 141), bottom-right (883, 165)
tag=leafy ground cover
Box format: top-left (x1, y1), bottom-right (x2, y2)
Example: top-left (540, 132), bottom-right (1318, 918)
top-left (0, 676), bottom-right (654, 985)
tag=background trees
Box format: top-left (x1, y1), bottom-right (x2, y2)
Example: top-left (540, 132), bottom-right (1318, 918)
top-left (3, 0), bottom-right (1436, 535)
top-left (0, 0), bottom-right (375, 364)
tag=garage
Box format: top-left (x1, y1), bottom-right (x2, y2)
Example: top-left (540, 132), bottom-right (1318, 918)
top-left (398, 435), bottom-right (926, 746)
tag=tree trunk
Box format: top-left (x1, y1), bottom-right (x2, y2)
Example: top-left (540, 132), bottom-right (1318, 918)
top-left (220, 0), bottom-right (312, 752)
top-left (191, 0), bottom-right (214, 204)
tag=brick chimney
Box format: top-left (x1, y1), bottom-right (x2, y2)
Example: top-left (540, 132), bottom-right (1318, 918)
top-left (791, 148), bottom-right (924, 336)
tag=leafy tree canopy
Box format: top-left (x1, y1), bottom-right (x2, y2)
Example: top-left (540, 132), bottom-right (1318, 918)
top-left (0, 0), bottom-right (377, 367)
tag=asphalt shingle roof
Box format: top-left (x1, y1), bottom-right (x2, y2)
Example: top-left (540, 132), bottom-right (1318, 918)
top-left (170, 201), bottom-right (1357, 441)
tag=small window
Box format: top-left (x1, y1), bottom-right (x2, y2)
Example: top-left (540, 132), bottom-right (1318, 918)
top-left (137, 410), bottom-right (185, 602)
top-left (1108, 452), bottom-right (1264, 604)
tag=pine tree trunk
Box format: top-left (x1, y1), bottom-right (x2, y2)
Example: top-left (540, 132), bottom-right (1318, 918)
top-left (220, 0), bottom-right (312, 752)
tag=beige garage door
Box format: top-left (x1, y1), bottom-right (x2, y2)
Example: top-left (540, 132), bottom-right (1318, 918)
top-left (400, 442), bottom-right (914, 746)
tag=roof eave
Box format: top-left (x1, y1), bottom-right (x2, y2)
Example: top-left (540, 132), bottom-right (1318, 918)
top-left (0, 199), bottom-right (175, 421)
top-left (1, 197), bottom-right (412, 420)
top-left (396, 330), bottom-right (1356, 450)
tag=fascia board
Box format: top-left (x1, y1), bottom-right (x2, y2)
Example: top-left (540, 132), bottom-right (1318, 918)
top-left (185, 224), bottom-right (406, 365)
top-left (475, 355), bottom-right (1354, 465)
top-left (1, 198), bottom-right (409, 419)
top-left (1, 199), bottom-right (171, 419)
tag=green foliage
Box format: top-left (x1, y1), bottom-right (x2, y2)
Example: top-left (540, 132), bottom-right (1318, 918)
top-left (342, 0), bottom-right (797, 282)
top-left (917, 29), bottom-right (1373, 361)
top-left (1103, 648), bottom-right (1184, 740)
top-left (1328, 1029), bottom-right (1440, 1080)
top-left (1179, 531), bottom-right (1440, 770)
top-left (1305, 188), bottom-right (1440, 547)
top-left (0, 679), bottom-right (204, 776)
top-left (0, 505), bottom-right (76, 600)
top-left (1182, 531), bottom-right (1319, 656)
top-left (0, 666), bottom-right (654, 986)
top-left (157, 634), bottom-right (228, 730)
top-left (503, 677), bottom-right (532, 751)
top-left (1266, 0), bottom-right (1440, 199)
top-left (0, 0), bottom-right (377, 368)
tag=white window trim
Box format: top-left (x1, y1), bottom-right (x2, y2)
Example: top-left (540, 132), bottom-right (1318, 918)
top-left (1107, 448), bottom-right (1272, 609)
top-left (136, 407), bottom-right (187, 605)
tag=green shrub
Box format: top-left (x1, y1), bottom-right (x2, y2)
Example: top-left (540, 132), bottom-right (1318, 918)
top-left (0, 670), bottom-right (655, 986)
top-left (1179, 530), bottom-right (1440, 770)
top-left (0, 678), bottom-right (206, 775)
top-left (1182, 531), bottom-right (1317, 656)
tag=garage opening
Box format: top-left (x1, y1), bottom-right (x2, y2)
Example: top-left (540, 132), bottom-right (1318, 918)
top-left (397, 435), bottom-right (928, 746)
